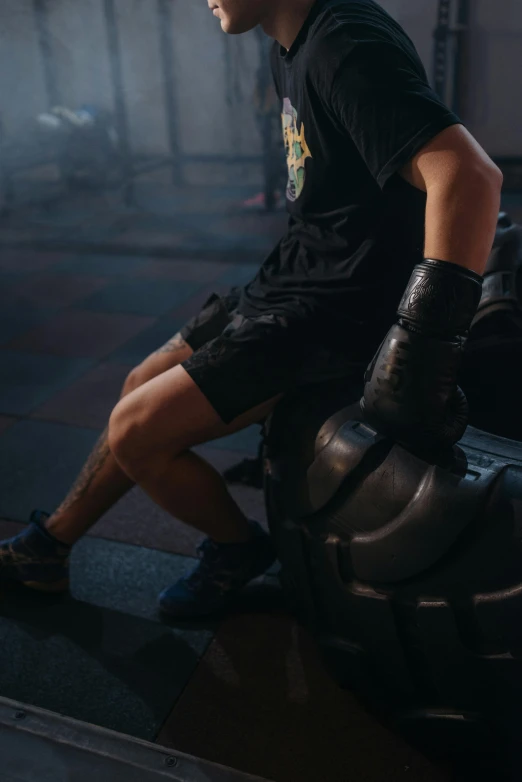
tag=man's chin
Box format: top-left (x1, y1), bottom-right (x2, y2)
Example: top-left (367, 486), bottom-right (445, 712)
top-left (220, 17), bottom-right (257, 34)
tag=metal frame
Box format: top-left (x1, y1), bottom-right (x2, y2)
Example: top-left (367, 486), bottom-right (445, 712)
top-left (103, 0), bottom-right (133, 192)
top-left (451, 0), bottom-right (471, 117)
top-left (102, 0), bottom-right (185, 205)
top-left (0, 0), bottom-right (61, 215)
top-left (0, 115), bottom-right (14, 214)
top-left (432, 0), bottom-right (452, 99)
top-left (157, 0), bottom-right (182, 184)
top-left (433, 0), bottom-right (472, 117)
top-left (0, 695), bottom-right (273, 782)
top-left (32, 0), bottom-right (61, 108)
top-left (431, 0), bottom-right (522, 186)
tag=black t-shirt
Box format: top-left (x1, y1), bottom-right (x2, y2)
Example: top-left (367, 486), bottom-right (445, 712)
top-left (239, 0), bottom-right (462, 345)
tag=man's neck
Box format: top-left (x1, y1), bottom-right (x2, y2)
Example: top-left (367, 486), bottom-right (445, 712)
top-left (261, 0), bottom-right (317, 51)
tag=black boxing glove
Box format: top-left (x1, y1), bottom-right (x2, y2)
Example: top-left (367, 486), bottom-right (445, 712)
top-left (360, 259), bottom-right (483, 455)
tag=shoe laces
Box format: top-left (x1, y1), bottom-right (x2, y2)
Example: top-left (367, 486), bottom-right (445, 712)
top-left (185, 538), bottom-right (242, 594)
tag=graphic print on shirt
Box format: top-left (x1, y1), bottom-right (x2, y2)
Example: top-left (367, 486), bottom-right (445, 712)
top-left (282, 97), bottom-right (312, 202)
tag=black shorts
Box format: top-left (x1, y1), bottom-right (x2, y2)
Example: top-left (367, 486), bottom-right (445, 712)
top-left (180, 287), bottom-right (371, 424)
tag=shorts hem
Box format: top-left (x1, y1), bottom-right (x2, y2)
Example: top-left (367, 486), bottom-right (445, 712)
top-left (181, 358), bottom-right (278, 425)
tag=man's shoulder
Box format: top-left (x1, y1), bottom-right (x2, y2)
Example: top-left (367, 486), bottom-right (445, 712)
top-left (304, 0), bottom-right (419, 81)
top-left (310, 0), bottom-right (399, 36)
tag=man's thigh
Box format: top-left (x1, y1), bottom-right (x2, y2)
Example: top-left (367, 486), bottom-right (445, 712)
top-left (130, 333), bottom-right (193, 389)
top-left (128, 287), bottom-right (240, 388)
top-left (111, 362), bottom-right (282, 469)
top-left (110, 306), bottom-right (374, 470)
top-left (108, 312), bottom-right (302, 470)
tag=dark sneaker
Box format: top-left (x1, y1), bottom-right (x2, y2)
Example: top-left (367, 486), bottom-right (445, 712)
top-left (223, 440), bottom-right (264, 489)
top-left (0, 510), bottom-right (70, 593)
top-left (158, 520), bottom-right (277, 618)
top-left (223, 455), bottom-right (264, 489)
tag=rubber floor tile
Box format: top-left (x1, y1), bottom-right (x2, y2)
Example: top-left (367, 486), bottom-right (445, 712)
top-left (0, 307), bottom-right (58, 347)
top-left (5, 273), bottom-right (110, 308)
top-left (0, 250), bottom-right (68, 273)
top-left (134, 258), bottom-right (232, 283)
top-left (193, 444), bottom-right (267, 526)
top-left (0, 351), bottom-right (94, 415)
top-left (0, 271), bottom-right (30, 289)
top-left (217, 263), bottom-right (261, 288)
top-left (170, 233), bottom-right (263, 253)
top-left (108, 231), bottom-right (190, 249)
top-left (164, 283), bottom-right (232, 322)
top-left (24, 202), bottom-right (103, 227)
top-left (0, 283), bottom-right (60, 318)
top-left (30, 362), bottom-right (133, 429)
top-left (88, 445), bottom-right (267, 557)
top-left (158, 612), bottom-right (449, 782)
top-left (106, 316), bottom-right (187, 364)
top-left (79, 279), bottom-right (203, 317)
top-left (0, 416), bottom-right (16, 435)
top-left (7, 309), bottom-right (156, 358)
top-left (0, 419), bottom-right (101, 520)
top-left (54, 225), bottom-right (122, 244)
top-left (212, 213), bottom-right (287, 237)
top-left (208, 425), bottom-right (262, 456)
top-left (0, 536), bottom-right (216, 740)
top-left (116, 209), bottom-right (195, 230)
top-left (52, 254), bottom-right (152, 276)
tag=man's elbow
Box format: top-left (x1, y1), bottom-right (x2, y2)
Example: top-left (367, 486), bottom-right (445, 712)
top-left (481, 161), bottom-right (504, 190)
top-left (458, 159), bottom-right (503, 190)
top-left (428, 160), bottom-right (503, 196)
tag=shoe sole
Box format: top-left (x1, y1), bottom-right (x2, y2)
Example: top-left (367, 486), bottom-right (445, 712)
top-left (159, 559), bottom-right (277, 620)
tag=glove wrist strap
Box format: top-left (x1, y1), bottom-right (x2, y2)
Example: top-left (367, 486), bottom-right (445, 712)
top-left (397, 259), bottom-right (483, 338)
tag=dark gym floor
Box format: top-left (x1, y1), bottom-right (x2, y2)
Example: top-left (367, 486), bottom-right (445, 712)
top-left (5, 182), bottom-right (520, 781)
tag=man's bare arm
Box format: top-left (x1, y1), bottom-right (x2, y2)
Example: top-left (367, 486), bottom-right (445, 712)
top-left (399, 124), bottom-right (503, 275)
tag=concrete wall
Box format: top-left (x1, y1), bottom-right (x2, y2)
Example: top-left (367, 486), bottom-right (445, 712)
top-left (379, 0), bottom-right (522, 156)
top-left (378, 0), bottom-right (439, 67)
top-left (0, 0), bottom-right (48, 136)
top-left (465, 1), bottom-right (522, 155)
top-left (0, 0), bottom-right (520, 159)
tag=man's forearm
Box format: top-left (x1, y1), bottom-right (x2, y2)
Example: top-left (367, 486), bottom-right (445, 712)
top-left (423, 168), bottom-right (503, 276)
top-left (362, 169), bottom-right (496, 453)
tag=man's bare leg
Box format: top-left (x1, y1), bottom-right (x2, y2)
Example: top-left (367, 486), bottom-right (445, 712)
top-left (104, 363), bottom-right (281, 616)
top-left (44, 334), bottom-right (195, 545)
top-left (0, 333), bottom-right (278, 608)
top-left (108, 364), bottom-right (282, 543)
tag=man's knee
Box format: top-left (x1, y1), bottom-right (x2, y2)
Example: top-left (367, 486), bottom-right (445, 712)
top-left (120, 365), bottom-right (149, 398)
top-left (120, 336), bottom-right (193, 399)
top-left (108, 384), bottom-right (182, 478)
top-left (120, 361), bottom-right (172, 401)
top-left (120, 369), bottom-right (140, 398)
top-left (108, 394), bottom-right (142, 473)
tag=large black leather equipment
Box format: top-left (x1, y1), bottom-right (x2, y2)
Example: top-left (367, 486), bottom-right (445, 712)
top-left (462, 211), bottom-right (522, 439)
top-left (262, 212), bottom-right (522, 777)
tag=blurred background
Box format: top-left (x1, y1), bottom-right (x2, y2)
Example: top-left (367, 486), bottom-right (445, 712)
top-left (0, 3), bottom-right (521, 782)
top-left (0, 0), bottom-right (288, 258)
top-left (0, 0), bottom-right (521, 256)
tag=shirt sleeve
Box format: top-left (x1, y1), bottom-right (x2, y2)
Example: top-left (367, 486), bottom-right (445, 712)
top-left (329, 41), bottom-right (463, 189)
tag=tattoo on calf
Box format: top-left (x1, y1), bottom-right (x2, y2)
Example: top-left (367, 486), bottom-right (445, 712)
top-left (155, 333), bottom-right (189, 355)
top-left (55, 428), bottom-right (114, 513)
